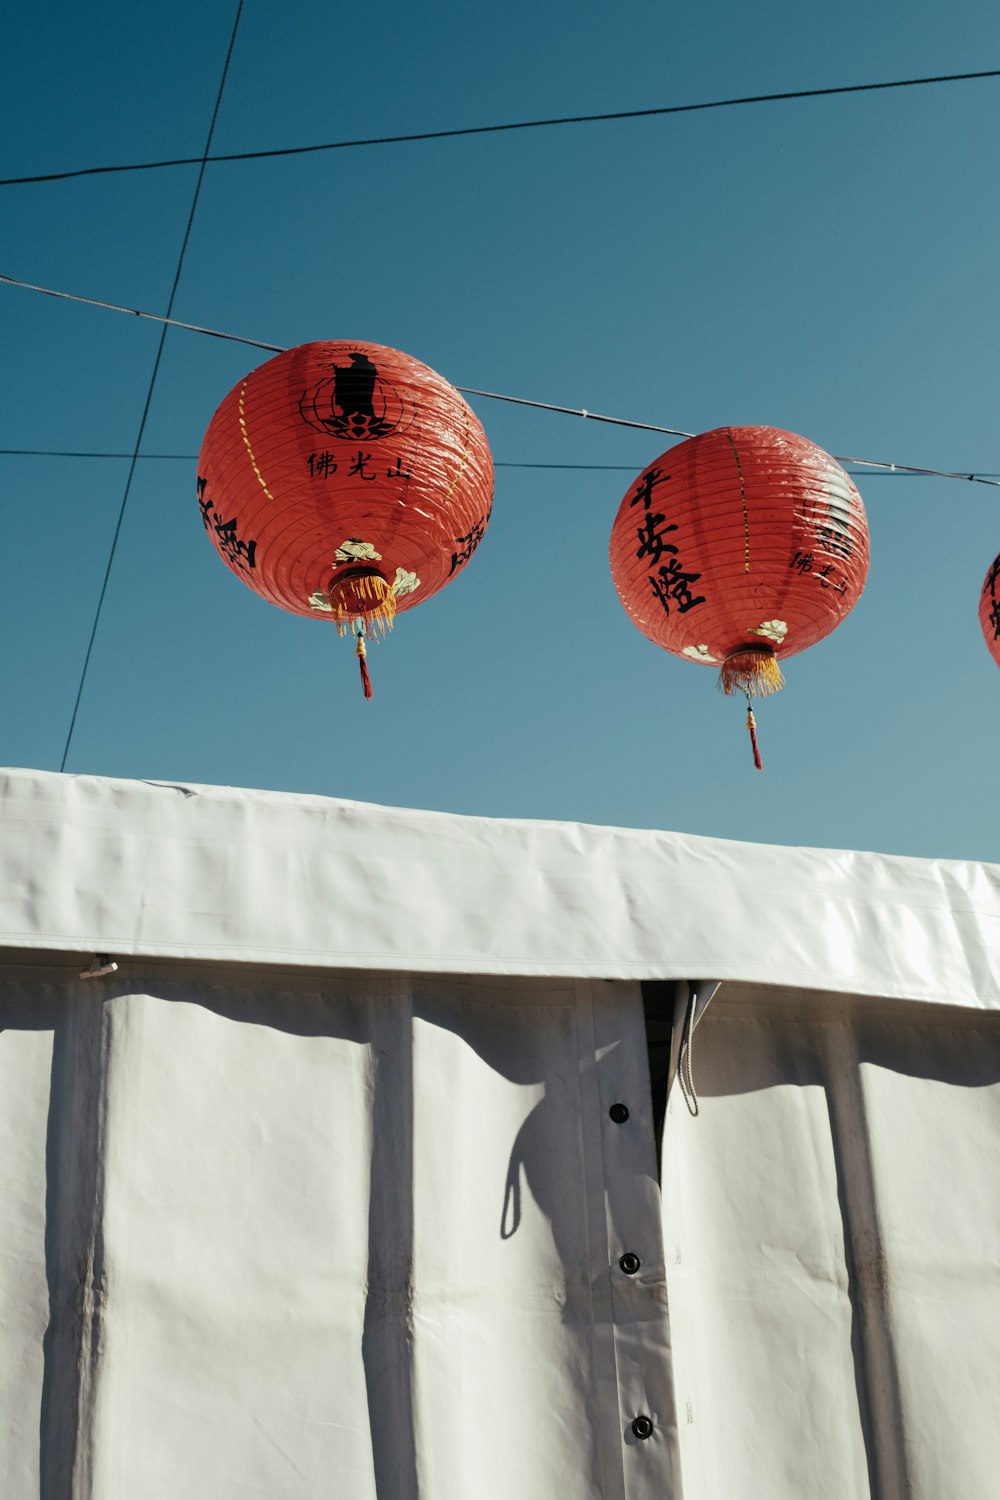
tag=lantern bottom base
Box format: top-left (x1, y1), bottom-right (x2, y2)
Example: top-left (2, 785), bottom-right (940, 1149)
top-left (719, 647), bottom-right (784, 698)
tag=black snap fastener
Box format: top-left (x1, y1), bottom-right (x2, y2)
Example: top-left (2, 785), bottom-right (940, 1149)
top-left (631, 1415), bottom-right (653, 1440)
top-left (619, 1252), bottom-right (641, 1275)
top-left (609, 1103), bottom-right (630, 1124)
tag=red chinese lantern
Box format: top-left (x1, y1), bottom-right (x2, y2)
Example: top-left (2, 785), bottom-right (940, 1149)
top-left (198, 341), bottom-right (494, 698)
top-left (609, 426), bottom-right (870, 768)
top-left (979, 552), bottom-right (1000, 669)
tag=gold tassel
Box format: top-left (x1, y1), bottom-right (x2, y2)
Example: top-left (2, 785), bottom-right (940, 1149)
top-left (328, 572), bottom-right (397, 637)
top-left (719, 647), bottom-right (784, 698)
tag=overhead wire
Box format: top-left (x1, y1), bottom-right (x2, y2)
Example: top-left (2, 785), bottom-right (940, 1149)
top-left (1, 67), bottom-right (997, 188)
top-left (57, 0), bottom-right (244, 775)
top-left (0, 273), bottom-right (283, 354)
top-left (1, 449), bottom-right (995, 479)
top-left (3, 271), bottom-right (998, 489)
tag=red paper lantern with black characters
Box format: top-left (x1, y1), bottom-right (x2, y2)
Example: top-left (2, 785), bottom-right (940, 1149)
top-left (198, 340), bottom-right (494, 698)
top-left (609, 426), bottom-right (870, 768)
top-left (979, 552), bottom-right (1000, 670)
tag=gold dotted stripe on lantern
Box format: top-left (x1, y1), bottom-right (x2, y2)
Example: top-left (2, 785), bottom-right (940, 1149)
top-left (237, 378), bottom-right (278, 508)
top-left (444, 408), bottom-right (473, 499)
top-left (724, 429), bottom-right (751, 574)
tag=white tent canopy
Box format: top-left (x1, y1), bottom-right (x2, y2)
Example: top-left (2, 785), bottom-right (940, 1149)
top-left (0, 769), bottom-right (997, 1499)
top-left (2, 769), bottom-right (997, 1005)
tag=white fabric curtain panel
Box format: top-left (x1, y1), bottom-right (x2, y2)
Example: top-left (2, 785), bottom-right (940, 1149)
top-left (0, 960), bottom-right (680, 1500)
top-left (662, 982), bottom-right (1000, 1500)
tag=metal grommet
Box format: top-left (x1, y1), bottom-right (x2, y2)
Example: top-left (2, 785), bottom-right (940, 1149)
top-left (609, 1103), bottom-right (630, 1124)
top-left (619, 1252), bottom-right (641, 1275)
top-left (631, 1415), bottom-right (654, 1441)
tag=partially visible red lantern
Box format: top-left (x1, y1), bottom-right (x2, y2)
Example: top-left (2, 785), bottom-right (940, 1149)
top-left (609, 426), bottom-right (870, 768)
top-left (198, 341), bottom-right (494, 697)
top-left (979, 552), bottom-right (1000, 669)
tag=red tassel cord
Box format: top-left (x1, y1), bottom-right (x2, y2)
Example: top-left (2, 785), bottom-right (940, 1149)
top-left (746, 700), bottom-right (763, 771)
top-left (356, 629), bottom-right (374, 700)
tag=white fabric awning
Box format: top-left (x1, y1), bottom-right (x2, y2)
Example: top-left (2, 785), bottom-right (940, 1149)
top-left (0, 768), bottom-right (997, 1008)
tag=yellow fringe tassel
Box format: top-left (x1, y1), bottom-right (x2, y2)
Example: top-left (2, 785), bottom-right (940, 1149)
top-left (328, 573), bottom-right (397, 639)
top-left (719, 648), bottom-right (785, 698)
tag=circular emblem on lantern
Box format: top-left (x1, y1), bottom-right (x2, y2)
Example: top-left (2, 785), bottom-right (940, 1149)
top-left (609, 426), bottom-right (870, 766)
top-left (198, 340), bottom-right (494, 699)
top-left (298, 350), bottom-right (409, 441)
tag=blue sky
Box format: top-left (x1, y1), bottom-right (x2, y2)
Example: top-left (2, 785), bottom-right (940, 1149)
top-left (2, 0), bottom-right (999, 861)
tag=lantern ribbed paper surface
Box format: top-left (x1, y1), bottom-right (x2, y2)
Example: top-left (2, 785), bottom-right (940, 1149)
top-left (197, 342), bottom-right (494, 637)
top-left (979, 552), bottom-right (1000, 669)
top-left (610, 425), bottom-right (870, 690)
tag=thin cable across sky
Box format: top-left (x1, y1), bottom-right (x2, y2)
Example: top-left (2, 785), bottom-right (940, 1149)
top-left (3, 271), bottom-right (997, 488)
top-left (1, 67), bottom-right (997, 188)
top-left (2, 449), bottom-right (993, 479)
top-left (57, 0), bottom-right (246, 774)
